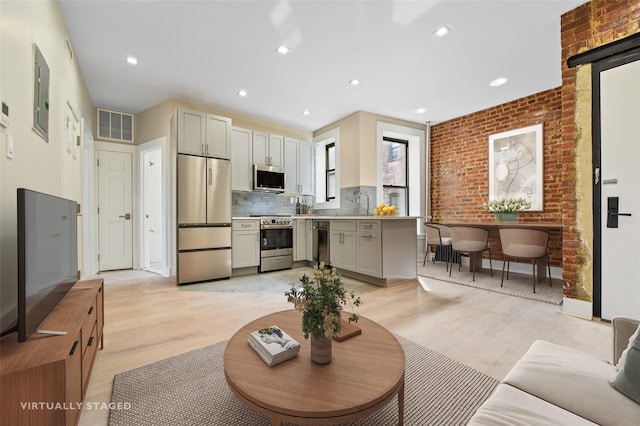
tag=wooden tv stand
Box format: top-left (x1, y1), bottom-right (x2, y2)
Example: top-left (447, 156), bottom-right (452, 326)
top-left (0, 278), bottom-right (104, 426)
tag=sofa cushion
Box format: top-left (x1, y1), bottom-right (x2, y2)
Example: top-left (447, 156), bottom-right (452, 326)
top-left (611, 329), bottom-right (640, 404)
top-left (504, 340), bottom-right (640, 426)
top-left (616, 322), bottom-right (640, 370)
top-left (467, 383), bottom-right (598, 426)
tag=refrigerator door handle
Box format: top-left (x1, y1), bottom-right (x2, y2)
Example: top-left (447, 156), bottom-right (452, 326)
top-left (208, 167), bottom-right (212, 186)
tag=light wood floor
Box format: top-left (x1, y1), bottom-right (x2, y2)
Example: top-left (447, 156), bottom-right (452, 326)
top-left (79, 266), bottom-right (612, 426)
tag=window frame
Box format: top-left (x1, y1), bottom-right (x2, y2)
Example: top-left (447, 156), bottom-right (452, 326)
top-left (325, 142), bottom-right (336, 201)
top-left (382, 136), bottom-right (409, 215)
top-left (313, 128), bottom-right (340, 210)
top-left (376, 121), bottom-right (427, 232)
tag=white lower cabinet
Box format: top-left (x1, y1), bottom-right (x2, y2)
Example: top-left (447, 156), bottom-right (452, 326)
top-left (330, 220), bottom-right (357, 271)
top-left (232, 219), bottom-right (260, 268)
top-left (305, 219), bottom-right (313, 261)
top-left (357, 219), bottom-right (382, 277)
top-left (294, 219), bottom-right (308, 261)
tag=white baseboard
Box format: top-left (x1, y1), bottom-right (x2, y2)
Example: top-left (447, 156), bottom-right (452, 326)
top-left (560, 297), bottom-right (593, 320)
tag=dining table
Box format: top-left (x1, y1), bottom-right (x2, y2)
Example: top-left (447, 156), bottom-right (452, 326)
top-left (440, 221), bottom-right (563, 282)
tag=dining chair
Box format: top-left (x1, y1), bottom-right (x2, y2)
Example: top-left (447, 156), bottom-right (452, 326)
top-left (499, 227), bottom-right (552, 293)
top-left (423, 224), bottom-right (452, 271)
top-left (449, 226), bottom-right (493, 282)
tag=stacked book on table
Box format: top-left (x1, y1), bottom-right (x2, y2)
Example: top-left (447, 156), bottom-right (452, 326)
top-left (248, 325), bottom-right (300, 367)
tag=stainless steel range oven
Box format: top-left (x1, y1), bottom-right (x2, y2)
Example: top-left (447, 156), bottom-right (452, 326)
top-left (259, 216), bottom-right (293, 272)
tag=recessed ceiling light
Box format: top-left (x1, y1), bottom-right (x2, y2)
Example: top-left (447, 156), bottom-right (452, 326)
top-left (302, 110), bottom-right (310, 116)
top-left (349, 79), bottom-right (361, 86)
top-left (237, 89), bottom-right (248, 97)
top-left (276, 45), bottom-right (290, 54)
top-left (414, 107), bottom-right (427, 114)
top-left (433, 25), bottom-right (451, 38)
top-left (489, 77), bottom-right (508, 87)
top-left (126, 56), bottom-right (138, 65)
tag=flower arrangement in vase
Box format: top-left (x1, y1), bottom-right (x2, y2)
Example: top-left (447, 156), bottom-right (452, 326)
top-left (284, 261), bottom-right (361, 364)
top-left (482, 197), bottom-right (532, 222)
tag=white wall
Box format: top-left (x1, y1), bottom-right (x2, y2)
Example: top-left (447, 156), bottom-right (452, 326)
top-left (0, 0), bottom-right (95, 329)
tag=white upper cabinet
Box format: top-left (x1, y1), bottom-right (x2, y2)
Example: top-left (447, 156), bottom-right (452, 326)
top-left (298, 140), bottom-right (313, 195)
top-left (284, 137), bottom-right (313, 195)
top-left (205, 113), bottom-right (232, 159)
top-left (253, 131), bottom-right (284, 167)
top-left (284, 138), bottom-right (298, 194)
top-left (177, 107), bottom-right (206, 155)
top-left (231, 127), bottom-right (253, 191)
top-left (176, 107), bottom-right (231, 159)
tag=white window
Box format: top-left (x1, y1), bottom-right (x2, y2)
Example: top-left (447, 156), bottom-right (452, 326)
top-left (382, 137), bottom-right (408, 216)
top-left (314, 128), bottom-right (340, 210)
top-left (376, 122), bottom-right (426, 230)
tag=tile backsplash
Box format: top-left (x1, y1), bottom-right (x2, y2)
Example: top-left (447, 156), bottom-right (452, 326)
top-left (232, 192), bottom-right (312, 217)
top-left (232, 186), bottom-right (376, 217)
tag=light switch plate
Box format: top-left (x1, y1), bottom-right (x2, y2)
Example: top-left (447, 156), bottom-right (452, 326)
top-left (6, 134), bottom-right (14, 159)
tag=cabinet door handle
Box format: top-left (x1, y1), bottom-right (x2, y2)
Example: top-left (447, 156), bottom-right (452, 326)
top-left (70, 340), bottom-right (79, 355)
top-left (88, 306), bottom-right (94, 315)
top-left (201, 144), bottom-right (205, 155)
top-left (88, 336), bottom-right (95, 347)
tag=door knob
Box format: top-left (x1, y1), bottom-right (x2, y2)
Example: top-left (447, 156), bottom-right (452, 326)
top-left (119, 213), bottom-right (131, 220)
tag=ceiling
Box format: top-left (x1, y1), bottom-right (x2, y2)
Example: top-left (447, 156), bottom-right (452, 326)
top-left (58, 0), bottom-right (587, 132)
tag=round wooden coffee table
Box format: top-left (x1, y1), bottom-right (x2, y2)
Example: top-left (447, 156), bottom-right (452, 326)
top-left (224, 310), bottom-right (405, 425)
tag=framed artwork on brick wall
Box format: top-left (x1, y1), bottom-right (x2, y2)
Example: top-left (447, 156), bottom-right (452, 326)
top-left (488, 123), bottom-right (543, 211)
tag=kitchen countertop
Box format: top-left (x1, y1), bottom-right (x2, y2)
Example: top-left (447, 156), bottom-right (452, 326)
top-left (293, 215), bottom-right (422, 220)
top-left (232, 215), bottom-right (423, 220)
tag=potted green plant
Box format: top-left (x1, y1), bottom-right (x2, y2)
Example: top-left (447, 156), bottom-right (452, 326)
top-left (482, 197), bottom-right (532, 222)
top-left (284, 261), bottom-right (361, 364)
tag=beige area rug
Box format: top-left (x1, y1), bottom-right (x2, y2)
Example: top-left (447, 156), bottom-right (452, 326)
top-left (109, 336), bottom-right (498, 426)
top-left (418, 260), bottom-right (564, 305)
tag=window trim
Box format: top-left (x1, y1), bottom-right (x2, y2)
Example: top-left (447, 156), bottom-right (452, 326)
top-left (376, 122), bottom-right (427, 232)
top-left (325, 143), bottom-right (336, 201)
top-left (314, 127), bottom-right (340, 210)
top-left (382, 137), bottom-right (409, 214)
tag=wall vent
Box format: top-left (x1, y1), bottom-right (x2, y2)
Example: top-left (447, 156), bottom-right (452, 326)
top-left (97, 108), bottom-right (134, 143)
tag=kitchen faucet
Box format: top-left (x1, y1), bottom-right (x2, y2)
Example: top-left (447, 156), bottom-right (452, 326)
top-left (356, 192), bottom-right (370, 216)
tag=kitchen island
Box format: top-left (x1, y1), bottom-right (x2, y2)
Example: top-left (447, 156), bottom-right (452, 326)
top-left (295, 215), bottom-right (420, 286)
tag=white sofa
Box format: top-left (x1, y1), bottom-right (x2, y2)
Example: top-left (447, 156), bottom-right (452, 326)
top-left (468, 316), bottom-right (640, 426)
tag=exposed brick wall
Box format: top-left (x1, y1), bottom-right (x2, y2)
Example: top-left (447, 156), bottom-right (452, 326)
top-left (560, 0), bottom-right (640, 299)
top-left (430, 88), bottom-right (563, 266)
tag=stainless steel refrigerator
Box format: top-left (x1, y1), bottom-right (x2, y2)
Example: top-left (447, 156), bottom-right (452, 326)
top-left (177, 154), bottom-right (232, 284)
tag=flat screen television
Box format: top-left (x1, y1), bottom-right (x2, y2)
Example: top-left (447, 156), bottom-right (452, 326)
top-left (16, 188), bottom-right (78, 342)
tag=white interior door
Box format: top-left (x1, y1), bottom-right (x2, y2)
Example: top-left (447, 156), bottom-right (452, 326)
top-left (600, 59), bottom-right (640, 320)
top-left (98, 150), bottom-right (133, 271)
top-left (142, 148), bottom-right (163, 273)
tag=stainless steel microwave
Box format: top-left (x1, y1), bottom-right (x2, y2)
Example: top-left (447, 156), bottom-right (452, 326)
top-left (253, 164), bottom-right (286, 193)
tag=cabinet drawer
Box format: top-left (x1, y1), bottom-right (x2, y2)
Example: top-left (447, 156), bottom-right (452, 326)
top-left (178, 227), bottom-right (231, 250)
top-left (81, 299), bottom-right (97, 355)
top-left (358, 220), bottom-right (381, 233)
top-left (232, 219), bottom-right (259, 231)
top-left (67, 330), bottom-right (83, 426)
top-left (97, 284), bottom-right (104, 341)
top-left (330, 220), bottom-right (356, 232)
top-left (82, 323), bottom-right (98, 394)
